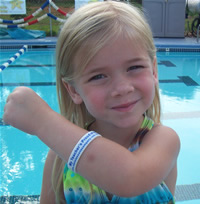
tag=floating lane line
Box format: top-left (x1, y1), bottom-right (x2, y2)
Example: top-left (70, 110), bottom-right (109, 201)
top-left (0, 45), bottom-right (28, 72)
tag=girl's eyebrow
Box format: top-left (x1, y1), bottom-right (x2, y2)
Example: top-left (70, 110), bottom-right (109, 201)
top-left (84, 66), bottom-right (107, 74)
top-left (126, 57), bottom-right (150, 63)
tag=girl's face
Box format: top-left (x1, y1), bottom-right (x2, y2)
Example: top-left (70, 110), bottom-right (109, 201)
top-left (65, 36), bottom-right (158, 129)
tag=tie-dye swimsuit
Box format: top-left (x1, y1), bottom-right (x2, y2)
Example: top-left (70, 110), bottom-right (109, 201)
top-left (63, 116), bottom-right (174, 203)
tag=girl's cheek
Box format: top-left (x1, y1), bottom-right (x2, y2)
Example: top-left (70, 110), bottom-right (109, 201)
top-left (87, 91), bottom-right (105, 108)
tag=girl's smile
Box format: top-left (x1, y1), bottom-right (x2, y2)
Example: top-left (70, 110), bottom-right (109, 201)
top-left (111, 99), bottom-right (140, 112)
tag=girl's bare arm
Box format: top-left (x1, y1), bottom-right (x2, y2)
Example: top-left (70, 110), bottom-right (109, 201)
top-left (3, 87), bottom-right (180, 197)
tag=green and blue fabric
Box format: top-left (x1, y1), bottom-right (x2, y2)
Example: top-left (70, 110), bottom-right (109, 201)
top-left (63, 116), bottom-right (174, 203)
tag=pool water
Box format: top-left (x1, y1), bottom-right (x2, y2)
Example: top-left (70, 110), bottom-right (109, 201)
top-left (0, 50), bottom-right (200, 202)
top-left (0, 50), bottom-right (57, 196)
top-left (157, 52), bottom-right (200, 203)
top-left (157, 52), bottom-right (200, 183)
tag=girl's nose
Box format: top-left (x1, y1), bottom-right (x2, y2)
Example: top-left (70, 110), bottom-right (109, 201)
top-left (111, 79), bottom-right (134, 97)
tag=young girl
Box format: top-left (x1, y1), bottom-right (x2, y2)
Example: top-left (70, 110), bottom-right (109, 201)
top-left (3, 1), bottom-right (180, 203)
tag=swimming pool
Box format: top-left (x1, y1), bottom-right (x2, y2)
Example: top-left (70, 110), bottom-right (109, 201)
top-left (0, 49), bottom-right (200, 203)
top-left (158, 51), bottom-right (200, 203)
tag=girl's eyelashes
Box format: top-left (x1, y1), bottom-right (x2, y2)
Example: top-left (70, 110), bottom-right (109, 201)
top-left (88, 74), bottom-right (106, 81)
top-left (127, 65), bottom-right (144, 71)
top-left (87, 65), bottom-right (145, 82)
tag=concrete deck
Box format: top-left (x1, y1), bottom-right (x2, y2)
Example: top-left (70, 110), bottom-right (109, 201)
top-left (0, 36), bottom-right (200, 50)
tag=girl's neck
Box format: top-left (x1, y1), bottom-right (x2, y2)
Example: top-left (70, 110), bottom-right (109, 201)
top-left (89, 116), bottom-right (144, 149)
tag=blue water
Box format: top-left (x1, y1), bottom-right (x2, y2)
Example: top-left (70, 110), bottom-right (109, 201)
top-left (0, 50), bottom-right (200, 201)
top-left (0, 50), bottom-right (57, 196)
top-left (157, 52), bottom-right (200, 187)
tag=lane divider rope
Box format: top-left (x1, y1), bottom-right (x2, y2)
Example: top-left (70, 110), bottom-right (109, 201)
top-left (0, 45), bottom-right (28, 72)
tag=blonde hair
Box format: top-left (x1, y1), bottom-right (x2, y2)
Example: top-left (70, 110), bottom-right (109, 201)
top-left (53, 1), bottom-right (161, 203)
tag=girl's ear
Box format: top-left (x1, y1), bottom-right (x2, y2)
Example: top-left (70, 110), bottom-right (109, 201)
top-left (152, 56), bottom-right (158, 85)
top-left (62, 79), bottom-right (83, 104)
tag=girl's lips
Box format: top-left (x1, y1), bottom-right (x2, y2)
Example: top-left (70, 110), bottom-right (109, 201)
top-left (111, 100), bottom-right (138, 112)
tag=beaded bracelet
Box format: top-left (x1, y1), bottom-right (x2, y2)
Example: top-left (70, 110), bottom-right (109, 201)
top-left (68, 131), bottom-right (101, 172)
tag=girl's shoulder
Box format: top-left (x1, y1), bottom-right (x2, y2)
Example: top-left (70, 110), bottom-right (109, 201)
top-left (153, 123), bottom-right (179, 138)
top-left (142, 123), bottom-right (180, 153)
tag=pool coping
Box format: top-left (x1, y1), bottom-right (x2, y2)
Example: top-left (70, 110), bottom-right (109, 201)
top-left (154, 37), bottom-right (200, 48)
top-left (0, 37), bottom-right (200, 50)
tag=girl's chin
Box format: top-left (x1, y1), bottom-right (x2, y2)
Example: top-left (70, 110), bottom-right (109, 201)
top-left (94, 114), bottom-right (143, 129)
top-left (109, 121), bottom-right (140, 129)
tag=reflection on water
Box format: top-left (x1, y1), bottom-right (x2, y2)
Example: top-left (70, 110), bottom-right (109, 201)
top-left (159, 83), bottom-right (200, 100)
top-left (0, 128), bottom-right (49, 196)
top-left (1, 135), bottom-right (22, 196)
top-left (160, 88), bottom-right (200, 114)
top-left (0, 86), bottom-right (56, 196)
top-left (157, 52), bottom-right (200, 115)
top-left (1, 140), bottom-right (36, 194)
top-left (20, 151), bottom-right (35, 171)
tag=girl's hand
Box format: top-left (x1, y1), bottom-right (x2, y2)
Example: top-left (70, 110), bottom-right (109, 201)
top-left (3, 87), bottom-right (52, 135)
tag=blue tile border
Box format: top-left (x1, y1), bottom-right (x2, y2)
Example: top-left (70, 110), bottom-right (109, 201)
top-left (157, 48), bottom-right (200, 52)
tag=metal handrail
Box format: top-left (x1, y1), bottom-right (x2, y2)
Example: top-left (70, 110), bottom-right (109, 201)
top-left (197, 24), bottom-right (200, 43)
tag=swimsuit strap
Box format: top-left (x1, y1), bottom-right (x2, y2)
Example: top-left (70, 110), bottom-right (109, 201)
top-left (129, 115), bottom-right (154, 152)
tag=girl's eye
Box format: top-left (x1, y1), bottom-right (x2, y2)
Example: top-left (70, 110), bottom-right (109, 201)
top-left (89, 74), bottom-right (105, 81)
top-left (127, 65), bottom-right (143, 71)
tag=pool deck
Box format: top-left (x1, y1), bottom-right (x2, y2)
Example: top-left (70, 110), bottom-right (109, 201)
top-left (154, 37), bottom-right (200, 48)
top-left (0, 36), bottom-right (200, 50)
